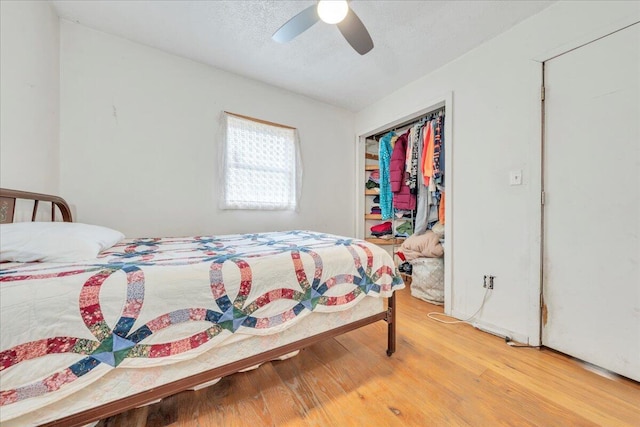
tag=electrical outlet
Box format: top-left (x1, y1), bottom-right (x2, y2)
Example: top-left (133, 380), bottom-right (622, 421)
top-left (483, 275), bottom-right (495, 289)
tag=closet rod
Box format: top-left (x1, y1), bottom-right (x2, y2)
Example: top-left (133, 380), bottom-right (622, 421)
top-left (371, 107), bottom-right (445, 141)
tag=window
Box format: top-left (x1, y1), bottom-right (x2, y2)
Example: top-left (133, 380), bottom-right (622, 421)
top-left (220, 112), bottom-right (301, 210)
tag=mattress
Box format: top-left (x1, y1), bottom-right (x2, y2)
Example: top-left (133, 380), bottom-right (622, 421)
top-left (0, 230), bottom-right (403, 423)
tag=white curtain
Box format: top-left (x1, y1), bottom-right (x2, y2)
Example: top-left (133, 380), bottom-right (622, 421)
top-left (219, 112), bottom-right (302, 210)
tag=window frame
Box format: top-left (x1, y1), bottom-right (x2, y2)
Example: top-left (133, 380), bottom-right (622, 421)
top-left (219, 112), bottom-right (302, 211)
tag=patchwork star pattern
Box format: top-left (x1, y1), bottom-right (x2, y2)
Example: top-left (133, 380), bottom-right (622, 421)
top-left (0, 231), bottom-right (403, 406)
top-left (90, 334), bottom-right (137, 367)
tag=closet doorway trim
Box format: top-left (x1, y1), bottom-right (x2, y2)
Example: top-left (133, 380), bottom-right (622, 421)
top-left (356, 92), bottom-right (453, 315)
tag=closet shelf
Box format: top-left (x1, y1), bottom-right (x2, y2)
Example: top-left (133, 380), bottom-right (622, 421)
top-left (365, 238), bottom-right (405, 245)
top-left (365, 189), bottom-right (379, 196)
top-left (364, 214), bottom-right (382, 220)
top-left (365, 153), bottom-right (379, 161)
top-left (364, 164), bottom-right (379, 171)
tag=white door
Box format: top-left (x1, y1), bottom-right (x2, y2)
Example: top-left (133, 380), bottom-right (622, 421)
top-left (543, 24), bottom-right (640, 381)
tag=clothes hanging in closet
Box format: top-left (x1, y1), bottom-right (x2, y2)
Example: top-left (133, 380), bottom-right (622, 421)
top-left (414, 122), bottom-right (430, 235)
top-left (390, 131), bottom-right (416, 211)
top-left (412, 112), bottom-right (446, 234)
top-left (378, 131), bottom-right (395, 220)
top-left (374, 111), bottom-right (445, 236)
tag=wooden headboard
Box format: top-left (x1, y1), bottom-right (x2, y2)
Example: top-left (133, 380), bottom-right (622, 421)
top-left (0, 188), bottom-right (73, 223)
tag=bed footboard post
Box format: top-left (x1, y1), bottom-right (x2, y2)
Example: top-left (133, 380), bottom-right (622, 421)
top-left (385, 293), bottom-right (396, 357)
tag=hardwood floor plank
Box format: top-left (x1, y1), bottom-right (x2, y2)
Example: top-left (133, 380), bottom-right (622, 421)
top-left (397, 291), bottom-right (640, 425)
top-left (216, 371), bottom-right (274, 427)
top-left (472, 354), bottom-right (640, 426)
top-left (252, 361), bottom-right (311, 425)
top-left (335, 328), bottom-right (475, 425)
top-left (305, 339), bottom-right (431, 425)
top-left (269, 351), bottom-right (343, 426)
top-left (338, 320), bottom-right (535, 426)
top-left (478, 368), bottom-right (599, 427)
top-left (543, 348), bottom-right (640, 406)
top-left (96, 289), bottom-right (640, 426)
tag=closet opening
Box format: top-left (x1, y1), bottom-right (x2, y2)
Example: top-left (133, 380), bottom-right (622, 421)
top-left (356, 94), bottom-right (452, 314)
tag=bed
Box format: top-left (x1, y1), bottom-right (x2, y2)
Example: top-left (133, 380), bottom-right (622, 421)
top-left (0, 188), bottom-right (404, 426)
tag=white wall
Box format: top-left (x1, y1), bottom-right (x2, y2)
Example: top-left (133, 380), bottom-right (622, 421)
top-left (355, 1), bottom-right (640, 344)
top-left (59, 21), bottom-right (355, 238)
top-left (0, 0), bottom-right (60, 194)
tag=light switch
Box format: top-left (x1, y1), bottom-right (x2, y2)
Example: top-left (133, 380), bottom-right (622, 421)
top-left (509, 170), bottom-right (522, 185)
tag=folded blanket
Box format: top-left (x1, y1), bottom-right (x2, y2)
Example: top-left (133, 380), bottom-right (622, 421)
top-left (399, 230), bottom-right (444, 259)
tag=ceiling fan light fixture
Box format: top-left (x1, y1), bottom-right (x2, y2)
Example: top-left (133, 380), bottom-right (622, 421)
top-left (317, 0), bottom-right (349, 24)
top-left (273, 0), bottom-right (373, 55)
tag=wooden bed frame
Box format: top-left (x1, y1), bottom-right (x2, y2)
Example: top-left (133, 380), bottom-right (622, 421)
top-left (0, 188), bottom-right (397, 427)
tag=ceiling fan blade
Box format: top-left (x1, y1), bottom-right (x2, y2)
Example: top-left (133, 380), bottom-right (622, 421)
top-left (337, 7), bottom-right (374, 55)
top-left (272, 5), bottom-right (319, 43)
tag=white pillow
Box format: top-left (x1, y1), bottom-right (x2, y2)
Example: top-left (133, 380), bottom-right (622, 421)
top-left (0, 222), bottom-right (125, 263)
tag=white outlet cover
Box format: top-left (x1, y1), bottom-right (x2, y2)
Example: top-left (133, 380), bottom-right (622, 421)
top-left (510, 170), bottom-right (523, 185)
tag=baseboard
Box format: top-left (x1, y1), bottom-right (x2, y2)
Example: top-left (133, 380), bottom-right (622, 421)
top-left (450, 310), bottom-right (530, 344)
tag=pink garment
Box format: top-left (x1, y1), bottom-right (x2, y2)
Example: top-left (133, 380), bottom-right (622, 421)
top-left (390, 132), bottom-right (416, 210)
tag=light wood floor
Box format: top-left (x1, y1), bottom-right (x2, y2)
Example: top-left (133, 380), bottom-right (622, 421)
top-left (98, 289), bottom-right (640, 426)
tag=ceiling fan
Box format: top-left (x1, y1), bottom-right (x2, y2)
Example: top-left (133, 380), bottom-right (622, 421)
top-left (272, 0), bottom-right (374, 55)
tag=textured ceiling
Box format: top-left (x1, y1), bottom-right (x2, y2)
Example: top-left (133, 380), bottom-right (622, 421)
top-left (52, 0), bottom-right (554, 112)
